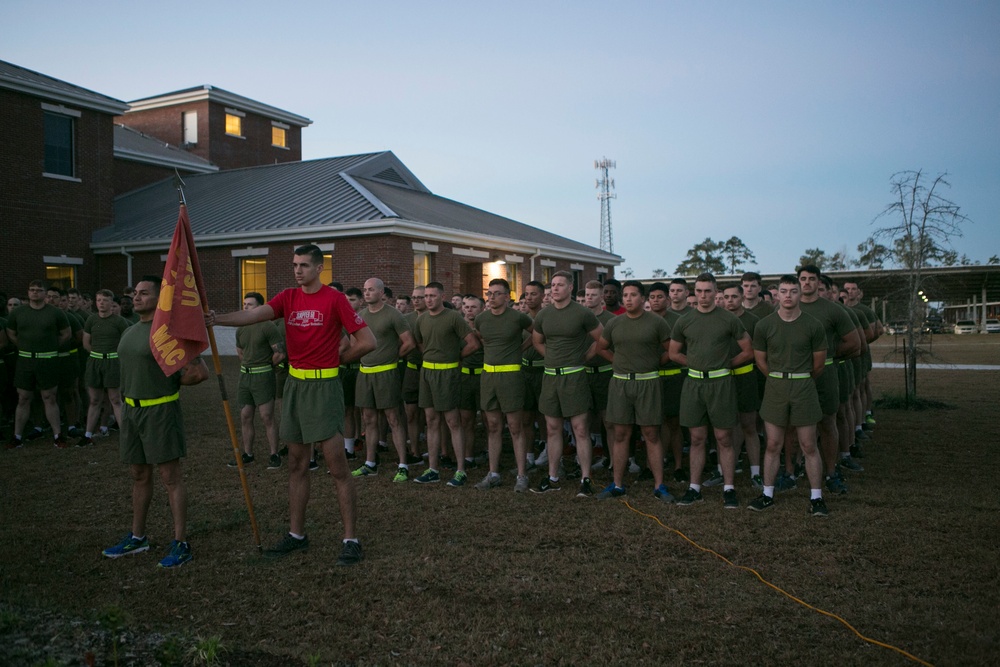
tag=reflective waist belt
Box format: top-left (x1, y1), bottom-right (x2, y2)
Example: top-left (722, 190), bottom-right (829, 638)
top-left (57, 348), bottom-right (79, 357)
top-left (484, 364), bottom-right (521, 373)
top-left (837, 359), bottom-right (848, 365)
top-left (462, 367), bottom-right (483, 375)
top-left (288, 366), bottom-right (339, 380)
top-left (344, 363), bottom-right (360, 371)
top-left (768, 371), bottom-right (812, 380)
top-left (360, 362), bottom-right (399, 374)
top-left (733, 363), bottom-right (754, 376)
top-left (587, 365), bottom-right (613, 374)
top-left (406, 362), bottom-right (420, 370)
top-left (658, 368), bottom-right (683, 377)
top-left (544, 366), bottom-right (585, 376)
top-left (687, 368), bottom-right (732, 380)
top-left (613, 371), bottom-right (660, 381)
top-left (241, 365), bottom-right (273, 374)
top-left (18, 351), bottom-right (58, 359)
top-left (124, 392), bottom-right (180, 408)
top-left (423, 361), bottom-right (459, 370)
top-left (521, 359), bottom-right (546, 368)
top-left (90, 351), bottom-right (119, 360)
top-left (824, 358), bottom-right (834, 366)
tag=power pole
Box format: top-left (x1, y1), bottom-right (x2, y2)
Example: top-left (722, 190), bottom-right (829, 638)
top-left (595, 157), bottom-right (616, 253)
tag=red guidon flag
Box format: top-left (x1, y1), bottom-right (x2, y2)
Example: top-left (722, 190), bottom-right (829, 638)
top-left (151, 204), bottom-right (209, 374)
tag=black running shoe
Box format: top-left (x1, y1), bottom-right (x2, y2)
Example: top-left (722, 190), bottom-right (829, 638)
top-left (809, 498), bottom-right (829, 517)
top-left (723, 488), bottom-right (739, 510)
top-left (336, 540), bottom-right (364, 567)
top-left (264, 533), bottom-right (309, 559)
top-left (676, 488), bottom-right (703, 506)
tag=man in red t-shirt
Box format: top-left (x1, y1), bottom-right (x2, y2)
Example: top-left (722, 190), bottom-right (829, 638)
top-left (209, 244), bottom-right (375, 566)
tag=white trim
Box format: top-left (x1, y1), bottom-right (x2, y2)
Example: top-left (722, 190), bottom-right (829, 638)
top-left (231, 248), bottom-right (269, 258)
top-left (540, 259), bottom-right (557, 267)
top-left (126, 86), bottom-right (312, 127)
top-left (42, 255), bottom-right (83, 266)
top-left (224, 107), bottom-right (246, 117)
top-left (113, 147), bottom-right (218, 173)
top-left (40, 102), bottom-right (81, 118)
top-left (570, 263), bottom-right (584, 271)
top-left (453, 248), bottom-right (489, 259)
top-left (271, 121), bottom-right (290, 130)
top-left (43, 172), bottom-right (81, 183)
top-left (412, 242), bottom-right (439, 253)
top-left (312, 243), bottom-right (336, 252)
top-left (596, 266), bottom-right (609, 273)
top-left (505, 254), bottom-right (524, 263)
top-left (341, 173), bottom-right (397, 217)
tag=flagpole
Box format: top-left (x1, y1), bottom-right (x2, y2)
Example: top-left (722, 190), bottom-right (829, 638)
top-left (175, 173), bottom-right (263, 552)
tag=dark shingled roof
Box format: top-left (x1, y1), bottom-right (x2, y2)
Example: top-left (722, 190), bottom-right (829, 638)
top-left (114, 125), bottom-right (217, 173)
top-left (0, 59), bottom-right (128, 114)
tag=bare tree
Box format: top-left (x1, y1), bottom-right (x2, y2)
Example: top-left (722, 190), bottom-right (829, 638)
top-left (873, 170), bottom-right (971, 405)
top-left (676, 238), bottom-right (725, 275)
top-left (619, 267), bottom-right (635, 279)
top-left (651, 268), bottom-right (668, 278)
top-left (720, 236), bottom-right (756, 274)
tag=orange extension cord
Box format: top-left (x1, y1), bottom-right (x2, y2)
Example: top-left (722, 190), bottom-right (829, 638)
top-left (621, 500), bottom-right (934, 667)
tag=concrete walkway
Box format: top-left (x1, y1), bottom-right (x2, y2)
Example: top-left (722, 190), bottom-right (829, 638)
top-left (872, 362), bottom-right (1000, 371)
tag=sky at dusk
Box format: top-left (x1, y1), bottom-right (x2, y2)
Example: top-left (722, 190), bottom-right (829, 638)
top-left (3, 1), bottom-right (998, 277)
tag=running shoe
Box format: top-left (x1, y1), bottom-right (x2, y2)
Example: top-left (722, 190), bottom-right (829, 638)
top-left (597, 483), bottom-right (626, 500)
top-left (838, 457), bottom-right (864, 473)
top-left (865, 414), bottom-right (876, 426)
top-left (514, 475), bottom-right (530, 493)
top-left (75, 436), bottom-right (95, 448)
top-left (850, 443), bottom-right (865, 459)
top-left (576, 477), bottom-right (595, 497)
top-left (392, 467), bottom-right (409, 483)
top-left (702, 468), bottom-right (724, 487)
top-left (676, 488), bottom-right (703, 506)
top-left (5, 437), bottom-right (23, 450)
top-left (228, 453), bottom-right (254, 468)
top-left (351, 463), bottom-right (378, 478)
top-left (405, 453), bottom-right (424, 466)
top-left (723, 489), bottom-right (739, 510)
top-left (158, 540), bottom-right (193, 569)
top-left (531, 477), bottom-right (561, 494)
top-left (747, 494), bottom-right (775, 512)
top-left (751, 474), bottom-right (763, 491)
top-left (446, 471), bottom-right (468, 487)
top-left (308, 459), bottom-right (320, 471)
top-left (775, 472), bottom-right (798, 492)
top-left (413, 469), bottom-right (440, 484)
top-left (264, 533), bottom-right (309, 559)
top-left (267, 454), bottom-right (281, 470)
top-left (825, 473), bottom-right (848, 495)
top-left (102, 532), bottom-right (150, 558)
top-left (439, 455), bottom-right (458, 470)
top-left (653, 484), bottom-right (674, 503)
top-left (809, 498), bottom-right (829, 517)
top-left (53, 434), bottom-right (70, 449)
top-left (635, 468), bottom-right (654, 482)
top-left (336, 540), bottom-right (364, 567)
top-left (474, 473), bottom-right (502, 490)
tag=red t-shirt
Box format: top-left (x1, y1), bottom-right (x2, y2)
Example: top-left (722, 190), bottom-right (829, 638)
top-left (610, 305), bottom-right (626, 316)
top-left (268, 285), bottom-right (366, 370)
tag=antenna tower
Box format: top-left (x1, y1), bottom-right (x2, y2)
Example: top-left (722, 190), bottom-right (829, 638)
top-left (595, 157), bottom-right (616, 253)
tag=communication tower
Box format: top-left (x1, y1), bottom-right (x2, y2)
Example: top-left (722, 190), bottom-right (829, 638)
top-left (595, 158), bottom-right (616, 253)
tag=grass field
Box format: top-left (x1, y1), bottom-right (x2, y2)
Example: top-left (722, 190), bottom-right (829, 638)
top-left (1, 335), bottom-right (998, 666)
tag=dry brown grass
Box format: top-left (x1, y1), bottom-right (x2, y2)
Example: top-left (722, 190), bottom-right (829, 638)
top-left (2, 337), bottom-right (999, 665)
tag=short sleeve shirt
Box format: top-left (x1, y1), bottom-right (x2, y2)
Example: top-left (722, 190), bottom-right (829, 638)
top-left (800, 297), bottom-right (856, 356)
top-left (602, 311), bottom-right (671, 373)
top-left (746, 300), bottom-right (774, 320)
top-left (753, 312), bottom-right (826, 374)
top-left (671, 307), bottom-right (746, 371)
top-left (267, 285), bottom-right (365, 370)
top-left (474, 307), bottom-right (532, 366)
top-left (6, 304), bottom-right (70, 352)
top-left (84, 313), bottom-right (130, 353)
top-left (118, 320), bottom-right (183, 399)
top-left (588, 309), bottom-right (616, 368)
top-left (236, 320), bottom-right (282, 366)
top-left (404, 311), bottom-right (423, 365)
top-left (414, 309), bottom-right (471, 363)
top-left (360, 305), bottom-right (410, 366)
top-left (657, 309), bottom-right (683, 370)
top-left (533, 301), bottom-right (601, 368)
top-left (734, 310), bottom-right (760, 358)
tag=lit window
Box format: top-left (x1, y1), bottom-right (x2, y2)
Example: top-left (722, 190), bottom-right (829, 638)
top-left (241, 258), bottom-right (267, 304)
top-left (45, 265), bottom-right (76, 290)
top-left (542, 267), bottom-right (553, 284)
top-left (272, 125), bottom-right (287, 148)
top-left (507, 263), bottom-right (520, 297)
top-left (44, 112), bottom-right (74, 177)
top-left (183, 111), bottom-right (198, 144)
top-left (225, 113), bottom-right (243, 137)
top-left (319, 254), bottom-right (333, 285)
top-left (414, 252), bottom-right (431, 287)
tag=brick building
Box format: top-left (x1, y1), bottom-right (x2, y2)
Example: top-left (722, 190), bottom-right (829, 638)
top-left (93, 151), bottom-right (621, 308)
top-left (113, 124), bottom-right (217, 195)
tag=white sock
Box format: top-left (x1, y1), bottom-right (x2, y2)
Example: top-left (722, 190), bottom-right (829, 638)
top-left (365, 460), bottom-right (376, 468)
top-left (85, 432), bottom-right (93, 438)
top-left (289, 532), bottom-right (306, 540)
top-left (810, 489), bottom-right (822, 500)
top-left (751, 465), bottom-right (761, 476)
top-left (724, 484), bottom-right (735, 491)
top-left (344, 437), bottom-right (356, 453)
top-left (690, 483), bottom-right (701, 492)
top-left (763, 486), bottom-right (775, 498)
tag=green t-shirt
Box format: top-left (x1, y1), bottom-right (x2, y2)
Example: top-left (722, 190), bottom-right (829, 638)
top-left (462, 328), bottom-right (485, 370)
top-left (753, 312), bottom-right (826, 374)
top-left (850, 304), bottom-right (873, 334)
top-left (84, 313), bottom-right (130, 353)
top-left (61, 309), bottom-right (84, 352)
top-left (118, 320), bottom-right (183, 399)
top-left (533, 301), bottom-right (600, 368)
top-left (656, 309), bottom-right (683, 370)
top-left (800, 297), bottom-right (856, 356)
top-left (747, 300), bottom-right (774, 320)
top-left (602, 311), bottom-right (671, 373)
top-left (404, 311), bottom-right (423, 365)
top-left (474, 307), bottom-right (532, 366)
top-left (360, 305), bottom-right (410, 366)
top-left (414, 309), bottom-right (471, 363)
top-left (671, 307), bottom-right (747, 372)
top-left (236, 320), bottom-right (282, 366)
top-left (6, 304), bottom-right (70, 352)
top-left (521, 309), bottom-right (544, 363)
top-left (733, 310), bottom-right (760, 359)
top-left (587, 309), bottom-right (616, 367)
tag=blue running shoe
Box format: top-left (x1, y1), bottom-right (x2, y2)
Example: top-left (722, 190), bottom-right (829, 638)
top-left (102, 532), bottom-right (150, 559)
top-left (653, 484), bottom-right (674, 503)
top-left (157, 540), bottom-right (192, 568)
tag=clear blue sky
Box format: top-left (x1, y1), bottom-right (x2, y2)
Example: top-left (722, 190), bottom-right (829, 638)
top-left (4, 1), bottom-right (998, 276)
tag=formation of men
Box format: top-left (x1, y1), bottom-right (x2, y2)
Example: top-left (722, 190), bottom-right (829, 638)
top-left (3, 260), bottom-right (885, 571)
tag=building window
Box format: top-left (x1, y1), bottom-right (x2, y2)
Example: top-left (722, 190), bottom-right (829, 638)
top-left (507, 263), bottom-right (520, 297)
top-left (241, 258), bottom-right (267, 303)
top-left (542, 266), bottom-right (553, 284)
top-left (319, 254), bottom-right (334, 285)
top-left (44, 112), bottom-right (75, 177)
top-left (183, 111), bottom-right (198, 145)
top-left (225, 113), bottom-right (243, 137)
top-left (572, 270), bottom-right (582, 294)
top-left (596, 271), bottom-right (607, 284)
top-left (45, 264), bottom-right (76, 290)
top-left (272, 122), bottom-right (289, 148)
top-left (414, 252), bottom-right (431, 287)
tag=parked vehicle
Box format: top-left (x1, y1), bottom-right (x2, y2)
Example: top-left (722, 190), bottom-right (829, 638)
top-left (954, 320), bottom-right (977, 335)
top-left (887, 321), bottom-right (909, 335)
top-left (983, 319), bottom-right (1000, 334)
top-left (923, 317), bottom-right (945, 334)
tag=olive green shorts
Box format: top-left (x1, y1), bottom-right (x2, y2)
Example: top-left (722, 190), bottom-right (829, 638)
top-left (341, 365), bottom-right (358, 407)
top-left (14, 357), bottom-right (60, 391)
top-left (402, 364), bottom-right (420, 404)
top-left (587, 368), bottom-right (612, 414)
top-left (459, 369), bottom-right (482, 412)
top-left (733, 371), bottom-right (760, 414)
top-left (863, 349), bottom-right (872, 374)
top-left (814, 365), bottom-right (839, 416)
top-left (237, 369), bottom-right (276, 409)
top-left (522, 368), bottom-right (543, 412)
top-left (481, 370), bottom-right (525, 413)
top-left (659, 371), bottom-right (685, 418)
top-left (539, 371), bottom-right (592, 419)
top-left (760, 378), bottom-right (822, 427)
top-left (274, 363), bottom-right (289, 399)
top-left (281, 376), bottom-right (345, 444)
top-left (356, 367), bottom-right (403, 410)
top-left (836, 360), bottom-right (853, 404)
top-left (419, 367), bottom-right (462, 412)
top-left (120, 401), bottom-right (186, 465)
top-left (85, 357), bottom-right (121, 390)
top-left (679, 376), bottom-right (737, 429)
top-left (607, 377), bottom-right (663, 426)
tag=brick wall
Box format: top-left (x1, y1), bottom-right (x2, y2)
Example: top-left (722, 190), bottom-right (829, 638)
top-left (113, 159), bottom-right (183, 195)
top-left (1, 88), bottom-right (116, 296)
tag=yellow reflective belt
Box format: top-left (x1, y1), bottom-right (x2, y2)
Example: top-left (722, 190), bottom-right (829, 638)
top-left (612, 371), bottom-right (659, 381)
top-left (19, 351), bottom-right (58, 359)
top-left (658, 369), bottom-right (683, 377)
top-left (406, 362), bottom-right (419, 370)
top-left (124, 392), bottom-right (180, 408)
top-left (824, 358), bottom-right (834, 366)
top-left (423, 361), bottom-right (459, 370)
top-left (288, 366), bottom-right (339, 380)
top-left (360, 362), bottom-right (399, 374)
top-left (462, 367), bottom-right (483, 375)
top-left (90, 351), bottom-right (120, 359)
top-left (543, 366), bottom-right (585, 376)
top-left (687, 368), bottom-right (732, 380)
top-left (768, 371), bottom-right (812, 380)
top-left (240, 365), bottom-right (273, 374)
top-left (587, 365), bottom-right (613, 374)
top-left (484, 364), bottom-right (521, 373)
top-left (733, 363), bottom-right (754, 376)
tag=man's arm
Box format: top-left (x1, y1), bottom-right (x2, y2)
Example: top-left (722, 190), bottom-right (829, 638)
top-left (5, 327), bottom-right (16, 347)
top-left (207, 306), bottom-right (276, 328)
top-left (180, 357), bottom-right (209, 386)
top-left (834, 329), bottom-right (861, 360)
top-left (668, 339), bottom-right (687, 367)
top-left (731, 333), bottom-right (754, 367)
top-left (753, 349), bottom-right (769, 376)
top-left (271, 342), bottom-right (286, 366)
top-left (398, 330), bottom-right (416, 359)
top-left (587, 324), bottom-right (610, 362)
top-left (811, 350), bottom-right (827, 379)
top-left (531, 330), bottom-right (546, 358)
top-left (460, 332), bottom-right (480, 358)
top-left (83, 332), bottom-right (93, 353)
top-left (341, 326), bottom-right (376, 364)
top-left (595, 335), bottom-right (614, 363)
top-left (57, 326), bottom-right (71, 345)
